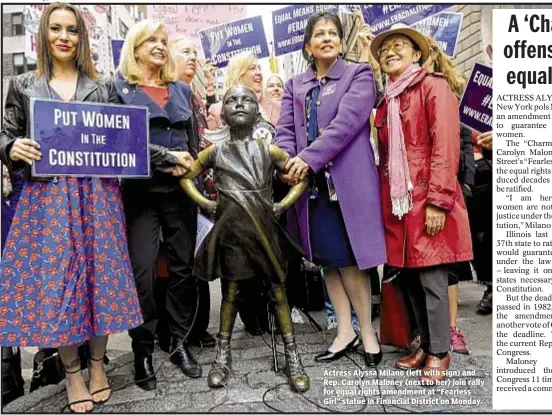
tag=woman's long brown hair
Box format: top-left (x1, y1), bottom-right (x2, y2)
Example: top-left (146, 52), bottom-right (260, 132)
top-left (426, 36), bottom-right (466, 98)
top-left (36, 3), bottom-right (98, 81)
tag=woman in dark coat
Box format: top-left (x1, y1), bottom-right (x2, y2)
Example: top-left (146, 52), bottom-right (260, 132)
top-left (115, 20), bottom-right (201, 390)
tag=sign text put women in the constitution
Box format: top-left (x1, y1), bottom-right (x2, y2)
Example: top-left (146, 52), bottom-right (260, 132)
top-left (199, 16), bottom-right (269, 68)
top-left (31, 100), bottom-right (150, 178)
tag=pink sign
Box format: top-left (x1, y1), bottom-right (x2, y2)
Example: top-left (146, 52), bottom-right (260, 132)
top-left (147, 5), bottom-right (246, 59)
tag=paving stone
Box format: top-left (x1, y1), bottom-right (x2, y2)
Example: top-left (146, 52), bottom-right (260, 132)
top-left (5, 282), bottom-right (494, 413)
top-left (162, 376), bottom-right (214, 394)
top-left (238, 344), bottom-right (277, 359)
top-left (211, 402), bottom-right (262, 412)
top-left (247, 370), bottom-right (283, 389)
top-left (105, 385), bottom-right (156, 406)
top-left (96, 397), bottom-right (185, 413)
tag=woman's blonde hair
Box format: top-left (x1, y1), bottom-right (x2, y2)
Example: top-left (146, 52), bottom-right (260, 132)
top-left (265, 74), bottom-right (284, 87)
top-left (264, 74), bottom-right (285, 99)
top-left (224, 51), bottom-right (257, 90)
top-left (168, 35), bottom-right (194, 55)
top-left (117, 19), bottom-right (176, 85)
top-left (425, 36), bottom-right (466, 98)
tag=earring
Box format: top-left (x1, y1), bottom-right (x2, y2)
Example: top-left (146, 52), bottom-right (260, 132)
top-left (338, 52), bottom-right (345, 59)
top-left (307, 53), bottom-right (314, 62)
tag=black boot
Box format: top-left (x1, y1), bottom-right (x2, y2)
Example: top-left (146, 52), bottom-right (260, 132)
top-left (1, 347), bottom-right (24, 406)
top-left (156, 330), bottom-right (171, 353)
top-left (282, 334), bottom-right (310, 393)
top-left (170, 338), bottom-right (202, 378)
top-left (207, 333), bottom-right (232, 388)
top-left (134, 354), bottom-right (157, 391)
top-left (29, 348), bottom-right (64, 393)
top-left (476, 285), bottom-right (492, 315)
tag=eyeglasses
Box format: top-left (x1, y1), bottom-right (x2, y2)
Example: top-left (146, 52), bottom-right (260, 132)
top-left (377, 40), bottom-right (414, 58)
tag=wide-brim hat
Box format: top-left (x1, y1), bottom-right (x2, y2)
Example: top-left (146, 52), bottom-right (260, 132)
top-left (370, 23), bottom-right (430, 64)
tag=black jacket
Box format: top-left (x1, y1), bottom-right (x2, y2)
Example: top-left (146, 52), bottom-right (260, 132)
top-left (459, 125), bottom-right (476, 187)
top-left (114, 76), bottom-right (196, 193)
top-left (0, 72), bottom-right (118, 181)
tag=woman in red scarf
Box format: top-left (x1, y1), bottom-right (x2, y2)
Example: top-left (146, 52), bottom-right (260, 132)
top-left (372, 24), bottom-right (472, 384)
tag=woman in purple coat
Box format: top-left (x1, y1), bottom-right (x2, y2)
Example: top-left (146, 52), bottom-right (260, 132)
top-left (274, 11), bottom-right (386, 368)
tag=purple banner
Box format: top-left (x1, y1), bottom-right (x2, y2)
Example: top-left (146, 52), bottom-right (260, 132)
top-left (31, 99), bottom-right (150, 178)
top-left (412, 12), bottom-right (463, 57)
top-left (111, 39), bottom-right (124, 70)
top-left (459, 63), bottom-right (493, 133)
top-left (361, 5), bottom-right (450, 34)
top-left (199, 16), bottom-right (269, 68)
top-left (272, 4), bottom-right (339, 56)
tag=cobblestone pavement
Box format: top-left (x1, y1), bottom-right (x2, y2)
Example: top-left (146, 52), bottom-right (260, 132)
top-left (5, 281), bottom-right (492, 413)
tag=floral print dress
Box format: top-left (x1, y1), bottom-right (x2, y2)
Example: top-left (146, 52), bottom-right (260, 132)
top-left (0, 87), bottom-right (143, 348)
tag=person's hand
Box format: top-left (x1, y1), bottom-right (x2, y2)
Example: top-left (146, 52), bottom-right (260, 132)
top-left (162, 165), bottom-right (189, 177)
top-left (477, 132), bottom-right (492, 150)
top-left (158, 165), bottom-right (186, 176)
top-left (425, 205), bottom-right (446, 236)
top-left (171, 151), bottom-right (194, 170)
top-left (279, 172), bottom-right (295, 185)
top-left (273, 202), bottom-right (284, 218)
top-left (9, 138), bottom-right (41, 165)
top-left (205, 201), bottom-right (217, 217)
top-left (357, 24), bottom-right (375, 50)
top-left (284, 156), bottom-right (310, 184)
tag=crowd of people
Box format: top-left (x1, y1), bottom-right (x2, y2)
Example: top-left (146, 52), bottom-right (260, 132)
top-left (0, 3), bottom-right (493, 412)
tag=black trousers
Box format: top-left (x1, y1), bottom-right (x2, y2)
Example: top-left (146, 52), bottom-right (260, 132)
top-left (123, 189), bottom-right (197, 355)
top-left (468, 159), bottom-right (493, 284)
top-left (155, 246), bottom-right (211, 342)
top-left (368, 267), bottom-right (381, 297)
top-left (238, 280), bottom-right (270, 331)
top-left (237, 177), bottom-right (288, 332)
top-left (189, 279), bottom-right (211, 338)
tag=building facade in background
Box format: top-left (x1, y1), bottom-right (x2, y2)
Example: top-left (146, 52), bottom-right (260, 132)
top-left (2, 5), bottom-right (144, 102)
top-left (3, 4), bottom-right (547, 107)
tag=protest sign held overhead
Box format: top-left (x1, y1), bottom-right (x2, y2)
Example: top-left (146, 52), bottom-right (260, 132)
top-left (272, 4), bottom-right (339, 56)
top-left (31, 100), bottom-right (150, 178)
top-left (361, 4), bottom-right (450, 34)
top-left (412, 12), bottom-right (463, 56)
top-left (111, 39), bottom-right (124, 70)
top-left (199, 16), bottom-right (269, 68)
top-left (459, 62), bottom-right (493, 133)
top-left (147, 5), bottom-right (246, 59)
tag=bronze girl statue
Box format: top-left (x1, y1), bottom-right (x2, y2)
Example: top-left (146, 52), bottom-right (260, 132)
top-left (180, 85), bottom-right (310, 392)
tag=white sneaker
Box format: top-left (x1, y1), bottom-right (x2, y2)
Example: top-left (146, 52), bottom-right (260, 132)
top-left (291, 307), bottom-right (305, 324)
